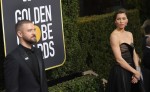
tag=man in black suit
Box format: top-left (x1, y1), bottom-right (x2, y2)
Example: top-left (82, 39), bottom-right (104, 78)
top-left (4, 20), bottom-right (48, 92)
top-left (141, 19), bottom-right (150, 92)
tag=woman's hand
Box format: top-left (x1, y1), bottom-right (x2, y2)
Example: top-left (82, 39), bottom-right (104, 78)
top-left (131, 76), bottom-right (138, 84)
top-left (133, 70), bottom-right (141, 80)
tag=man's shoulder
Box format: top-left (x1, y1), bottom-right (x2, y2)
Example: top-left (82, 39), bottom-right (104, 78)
top-left (6, 45), bottom-right (22, 57)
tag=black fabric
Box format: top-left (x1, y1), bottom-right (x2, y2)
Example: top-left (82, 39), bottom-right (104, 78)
top-left (4, 45), bottom-right (48, 92)
top-left (142, 36), bottom-right (149, 52)
top-left (141, 36), bottom-right (150, 92)
top-left (20, 45), bottom-right (40, 83)
top-left (106, 43), bottom-right (145, 92)
top-left (141, 66), bottom-right (150, 92)
top-left (142, 47), bottom-right (150, 70)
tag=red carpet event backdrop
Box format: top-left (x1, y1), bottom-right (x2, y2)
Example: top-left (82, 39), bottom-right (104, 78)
top-left (1, 0), bottom-right (66, 70)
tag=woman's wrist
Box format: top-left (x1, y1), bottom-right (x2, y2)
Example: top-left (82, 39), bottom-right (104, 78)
top-left (136, 66), bottom-right (141, 71)
top-left (132, 69), bottom-right (138, 75)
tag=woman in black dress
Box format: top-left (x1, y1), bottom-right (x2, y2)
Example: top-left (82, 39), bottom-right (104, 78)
top-left (106, 8), bottom-right (143, 92)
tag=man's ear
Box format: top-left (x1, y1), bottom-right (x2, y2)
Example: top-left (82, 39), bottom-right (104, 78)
top-left (17, 31), bottom-right (22, 37)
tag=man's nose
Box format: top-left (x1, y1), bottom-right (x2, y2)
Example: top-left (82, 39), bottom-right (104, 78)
top-left (32, 30), bottom-right (36, 34)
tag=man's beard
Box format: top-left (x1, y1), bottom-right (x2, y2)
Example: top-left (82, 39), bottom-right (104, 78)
top-left (23, 37), bottom-right (37, 45)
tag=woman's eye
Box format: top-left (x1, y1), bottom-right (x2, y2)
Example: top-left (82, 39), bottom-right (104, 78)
top-left (123, 18), bottom-right (126, 20)
top-left (116, 18), bottom-right (121, 20)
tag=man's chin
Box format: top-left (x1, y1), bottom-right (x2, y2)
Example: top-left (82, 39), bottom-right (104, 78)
top-left (32, 40), bottom-right (37, 44)
top-left (27, 40), bottom-right (37, 45)
top-left (31, 39), bottom-right (37, 43)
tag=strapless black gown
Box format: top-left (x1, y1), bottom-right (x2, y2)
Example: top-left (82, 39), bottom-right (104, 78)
top-left (106, 43), bottom-right (145, 92)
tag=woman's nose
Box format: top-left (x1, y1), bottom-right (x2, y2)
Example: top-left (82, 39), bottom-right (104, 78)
top-left (120, 19), bottom-right (123, 22)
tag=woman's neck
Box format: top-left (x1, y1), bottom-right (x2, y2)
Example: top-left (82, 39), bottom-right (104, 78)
top-left (116, 28), bottom-right (125, 32)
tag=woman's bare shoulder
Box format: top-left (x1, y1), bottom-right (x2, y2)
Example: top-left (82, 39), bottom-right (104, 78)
top-left (110, 30), bottom-right (119, 38)
top-left (126, 31), bottom-right (133, 36)
top-left (110, 30), bottom-right (120, 44)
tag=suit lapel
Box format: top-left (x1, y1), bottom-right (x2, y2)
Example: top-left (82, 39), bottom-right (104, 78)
top-left (18, 45), bottom-right (44, 86)
top-left (18, 45), bottom-right (39, 81)
top-left (18, 45), bottom-right (32, 68)
top-left (35, 49), bottom-right (43, 85)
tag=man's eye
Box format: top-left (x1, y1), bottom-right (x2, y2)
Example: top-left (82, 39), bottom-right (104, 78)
top-left (28, 30), bottom-right (32, 32)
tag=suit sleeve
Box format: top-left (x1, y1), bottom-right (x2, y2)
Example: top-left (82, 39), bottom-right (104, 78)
top-left (4, 54), bottom-right (19, 92)
top-left (37, 48), bottom-right (48, 92)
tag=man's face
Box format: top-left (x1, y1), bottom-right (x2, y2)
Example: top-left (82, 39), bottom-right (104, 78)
top-left (18, 23), bottom-right (37, 44)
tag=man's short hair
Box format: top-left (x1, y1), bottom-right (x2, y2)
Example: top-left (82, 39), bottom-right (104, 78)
top-left (15, 20), bottom-right (33, 33)
top-left (141, 19), bottom-right (150, 35)
top-left (144, 25), bottom-right (150, 34)
top-left (146, 37), bottom-right (150, 46)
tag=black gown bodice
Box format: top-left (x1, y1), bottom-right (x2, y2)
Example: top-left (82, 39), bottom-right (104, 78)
top-left (106, 43), bottom-right (140, 92)
top-left (120, 43), bottom-right (134, 66)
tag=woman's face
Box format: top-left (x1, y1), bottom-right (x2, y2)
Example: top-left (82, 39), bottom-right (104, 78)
top-left (115, 13), bottom-right (128, 29)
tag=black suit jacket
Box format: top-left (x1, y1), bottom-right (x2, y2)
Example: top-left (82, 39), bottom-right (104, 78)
top-left (141, 36), bottom-right (150, 92)
top-left (142, 36), bottom-right (150, 70)
top-left (4, 45), bottom-right (48, 92)
top-left (142, 47), bottom-right (150, 70)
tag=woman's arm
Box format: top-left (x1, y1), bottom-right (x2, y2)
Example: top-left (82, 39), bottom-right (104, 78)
top-left (110, 33), bottom-right (140, 79)
top-left (130, 32), bottom-right (143, 81)
top-left (133, 50), bottom-right (140, 67)
top-left (130, 32), bottom-right (140, 67)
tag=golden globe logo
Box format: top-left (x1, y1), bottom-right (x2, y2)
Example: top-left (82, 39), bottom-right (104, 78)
top-left (34, 24), bottom-right (55, 59)
top-left (2, 0), bottom-right (65, 69)
top-left (35, 25), bottom-right (41, 42)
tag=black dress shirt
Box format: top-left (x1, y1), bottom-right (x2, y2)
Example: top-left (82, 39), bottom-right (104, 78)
top-left (20, 44), bottom-right (40, 83)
